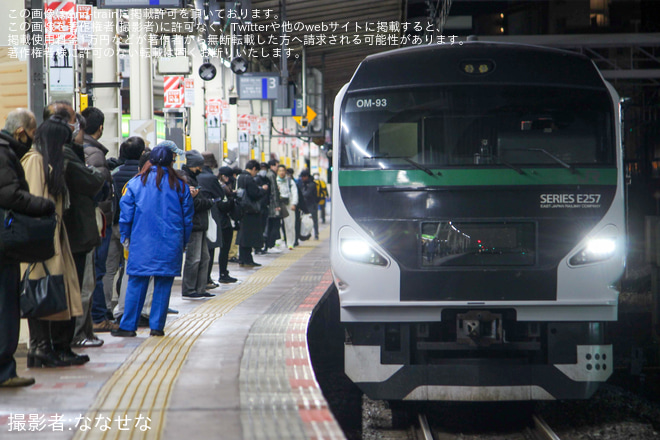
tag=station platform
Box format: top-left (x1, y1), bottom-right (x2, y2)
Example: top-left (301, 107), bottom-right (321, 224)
top-left (0, 226), bottom-right (345, 440)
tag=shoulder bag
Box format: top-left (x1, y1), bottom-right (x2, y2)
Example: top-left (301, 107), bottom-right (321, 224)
top-left (236, 175), bottom-right (261, 215)
top-left (20, 262), bottom-right (67, 319)
top-left (0, 208), bottom-right (56, 263)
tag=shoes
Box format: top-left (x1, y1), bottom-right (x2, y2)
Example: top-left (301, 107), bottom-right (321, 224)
top-left (293, 241), bottom-right (299, 247)
top-left (201, 292), bottom-right (216, 298)
top-left (111, 328), bottom-right (137, 337)
top-left (288, 246), bottom-right (294, 250)
top-left (138, 315), bottom-right (150, 327)
top-left (182, 292), bottom-right (206, 300)
top-left (56, 348), bottom-right (89, 365)
top-left (218, 275), bottom-right (238, 283)
top-left (206, 282), bottom-right (219, 290)
top-left (71, 337), bottom-right (104, 348)
top-left (255, 249), bottom-right (267, 255)
top-left (314, 236), bottom-right (319, 240)
top-left (93, 319), bottom-right (119, 333)
top-left (239, 262), bottom-right (261, 267)
top-left (269, 247), bottom-right (282, 254)
top-left (228, 257), bottom-right (239, 263)
top-left (167, 308), bottom-right (179, 314)
top-left (150, 329), bottom-right (165, 337)
top-left (27, 348), bottom-right (71, 368)
top-left (0, 376), bottom-right (35, 387)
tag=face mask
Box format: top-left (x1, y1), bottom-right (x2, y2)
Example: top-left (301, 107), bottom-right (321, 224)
top-left (22, 134), bottom-right (33, 149)
top-left (193, 169), bottom-right (202, 176)
top-left (16, 130), bottom-right (32, 149)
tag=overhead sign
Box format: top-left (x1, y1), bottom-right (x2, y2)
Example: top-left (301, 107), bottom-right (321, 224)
top-left (199, 63), bottom-right (217, 81)
top-left (99, 0), bottom-right (185, 8)
top-left (293, 106), bottom-right (317, 127)
top-left (237, 73), bottom-right (279, 100)
top-left (157, 56), bottom-right (191, 75)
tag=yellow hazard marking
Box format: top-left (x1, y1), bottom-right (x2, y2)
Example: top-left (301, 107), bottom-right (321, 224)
top-left (74, 228), bottom-right (329, 440)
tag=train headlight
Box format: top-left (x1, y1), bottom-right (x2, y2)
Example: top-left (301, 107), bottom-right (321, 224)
top-left (340, 238), bottom-right (388, 266)
top-left (569, 238), bottom-right (617, 265)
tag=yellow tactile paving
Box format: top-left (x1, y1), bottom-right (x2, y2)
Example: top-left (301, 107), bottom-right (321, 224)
top-left (73, 229), bottom-right (329, 440)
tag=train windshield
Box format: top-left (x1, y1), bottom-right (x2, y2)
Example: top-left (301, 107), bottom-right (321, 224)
top-left (339, 85), bottom-right (615, 169)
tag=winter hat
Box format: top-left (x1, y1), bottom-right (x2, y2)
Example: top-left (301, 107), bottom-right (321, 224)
top-left (201, 151), bottom-right (218, 169)
top-left (149, 145), bottom-right (174, 166)
top-left (186, 150), bottom-right (205, 168)
top-left (157, 140), bottom-right (185, 156)
top-left (218, 166), bottom-right (234, 177)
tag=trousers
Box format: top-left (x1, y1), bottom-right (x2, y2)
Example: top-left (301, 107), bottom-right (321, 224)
top-left (181, 231), bottom-right (210, 296)
top-left (120, 276), bottom-right (174, 332)
top-left (0, 263), bottom-right (20, 382)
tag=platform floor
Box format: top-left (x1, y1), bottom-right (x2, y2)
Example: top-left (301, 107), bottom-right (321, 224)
top-left (0, 225), bottom-right (344, 440)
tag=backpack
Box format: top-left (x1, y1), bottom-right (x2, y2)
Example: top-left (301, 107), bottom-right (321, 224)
top-left (316, 180), bottom-right (328, 205)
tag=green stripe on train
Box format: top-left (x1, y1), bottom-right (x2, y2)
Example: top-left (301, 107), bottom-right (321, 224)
top-left (338, 168), bottom-right (618, 187)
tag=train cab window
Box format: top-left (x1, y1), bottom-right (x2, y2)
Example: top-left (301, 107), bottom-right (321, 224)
top-left (340, 85), bottom-right (615, 169)
top-left (378, 123), bottom-right (418, 158)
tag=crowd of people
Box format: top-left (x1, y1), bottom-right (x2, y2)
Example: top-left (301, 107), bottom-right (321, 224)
top-left (0, 103), bottom-right (329, 388)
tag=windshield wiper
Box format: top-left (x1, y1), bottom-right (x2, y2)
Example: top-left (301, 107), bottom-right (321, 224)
top-left (527, 148), bottom-right (576, 173)
top-left (364, 155), bottom-right (436, 177)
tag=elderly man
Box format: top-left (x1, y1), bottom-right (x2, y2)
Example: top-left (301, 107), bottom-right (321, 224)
top-left (0, 109), bottom-right (55, 387)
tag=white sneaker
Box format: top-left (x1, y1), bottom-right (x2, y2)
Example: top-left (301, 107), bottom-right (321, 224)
top-left (269, 247), bottom-right (283, 253)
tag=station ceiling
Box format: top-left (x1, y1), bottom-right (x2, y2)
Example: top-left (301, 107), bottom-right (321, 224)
top-left (249, 0), bottom-right (404, 96)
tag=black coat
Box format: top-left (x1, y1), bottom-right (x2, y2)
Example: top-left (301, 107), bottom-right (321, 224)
top-left (111, 159), bottom-right (141, 224)
top-left (236, 171), bottom-right (266, 248)
top-left (301, 178), bottom-right (319, 209)
top-left (183, 165), bottom-right (214, 232)
top-left (63, 143), bottom-right (105, 254)
top-left (295, 179), bottom-right (309, 214)
top-left (198, 167), bottom-right (233, 247)
top-left (254, 171), bottom-right (270, 213)
top-left (0, 130), bottom-right (55, 264)
top-left (0, 130), bottom-right (55, 217)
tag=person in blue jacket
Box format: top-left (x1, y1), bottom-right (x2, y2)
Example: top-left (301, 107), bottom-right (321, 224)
top-left (111, 144), bottom-right (194, 337)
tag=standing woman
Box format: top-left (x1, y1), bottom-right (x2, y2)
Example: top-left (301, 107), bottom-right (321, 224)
top-left (112, 145), bottom-right (193, 337)
top-left (21, 115), bottom-right (84, 367)
top-left (236, 160), bottom-right (267, 267)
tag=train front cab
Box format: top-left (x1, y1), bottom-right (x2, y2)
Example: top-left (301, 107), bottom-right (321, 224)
top-left (331, 42), bottom-right (625, 402)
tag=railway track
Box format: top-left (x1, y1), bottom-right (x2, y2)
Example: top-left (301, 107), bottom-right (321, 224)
top-left (410, 413), bottom-right (561, 440)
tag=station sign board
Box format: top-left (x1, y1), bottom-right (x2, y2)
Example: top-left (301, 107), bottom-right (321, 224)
top-left (237, 73), bottom-right (279, 100)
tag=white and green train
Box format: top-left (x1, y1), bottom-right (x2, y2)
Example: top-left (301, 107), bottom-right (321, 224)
top-left (330, 42), bottom-right (626, 401)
